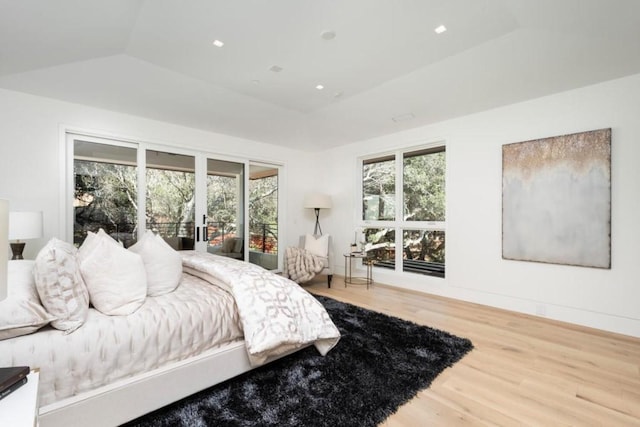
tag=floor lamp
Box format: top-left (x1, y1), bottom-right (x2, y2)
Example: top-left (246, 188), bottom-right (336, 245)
top-left (304, 193), bottom-right (332, 236)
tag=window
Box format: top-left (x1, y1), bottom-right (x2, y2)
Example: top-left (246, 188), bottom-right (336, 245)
top-left (248, 164), bottom-right (279, 270)
top-left (360, 145), bottom-right (445, 277)
top-left (73, 140), bottom-right (138, 247)
top-left (145, 150), bottom-right (196, 250)
top-left (363, 156), bottom-right (395, 221)
top-left (68, 133), bottom-right (283, 269)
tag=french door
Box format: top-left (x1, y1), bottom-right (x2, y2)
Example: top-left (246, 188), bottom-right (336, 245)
top-left (67, 133), bottom-right (281, 270)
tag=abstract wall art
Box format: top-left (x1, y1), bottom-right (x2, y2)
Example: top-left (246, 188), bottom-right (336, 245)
top-left (502, 128), bottom-right (611, 268)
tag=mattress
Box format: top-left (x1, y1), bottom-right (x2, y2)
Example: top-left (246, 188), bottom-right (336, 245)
top-left (0, 272), bottom-right (243, 407)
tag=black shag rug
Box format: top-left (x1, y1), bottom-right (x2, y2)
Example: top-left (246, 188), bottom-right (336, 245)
top-left (123, 295), bottom-right (473, 427)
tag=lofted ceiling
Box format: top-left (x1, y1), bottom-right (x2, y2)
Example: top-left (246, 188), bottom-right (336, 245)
top-left (1, 0), bottom-right (639, 151)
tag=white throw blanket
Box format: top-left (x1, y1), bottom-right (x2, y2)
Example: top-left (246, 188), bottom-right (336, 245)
top-left (181, 251), bottom-right (340, 365)
top-left (283, 246), bottom-right (325, 283)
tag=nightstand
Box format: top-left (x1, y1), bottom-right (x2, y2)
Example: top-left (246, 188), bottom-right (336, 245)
top-left (0, 369), bottom-right (40, 427)
top-left (343, 253), bottom-right (374, 288)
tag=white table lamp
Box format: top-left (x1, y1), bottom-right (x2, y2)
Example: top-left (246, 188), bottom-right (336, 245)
top-left (9, 211), bottom-right (43, 260)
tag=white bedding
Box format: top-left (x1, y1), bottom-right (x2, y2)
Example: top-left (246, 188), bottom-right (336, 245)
top-left (181, 251), bottom-right (341, 365)
top-left (0, 273), bottom-right (243, 407)
top-left (0, 251), bottom-right (341, 413)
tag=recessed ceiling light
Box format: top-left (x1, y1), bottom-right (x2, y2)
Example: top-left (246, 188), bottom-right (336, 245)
top-left (434, 25), bottom-right (447, 34)
top-left (212, 39), bottom-right (224, 47)
top-left (321, 30), bottom-right (336, 40)
top-left (334, 91), bottom-right (343, 98)
top-left (316, 84), bottom-right (324, 90)
top-left (270, 65), bottom-right (283, 73)
top-left (392, 113), bottom-right (415, 122)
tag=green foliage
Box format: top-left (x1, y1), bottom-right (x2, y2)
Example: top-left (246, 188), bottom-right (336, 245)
top-left (207, 175), bottom-right (239, 225)
top-left (145, 168), bottom-right (195, 237)
top-left (249, 176), bottom-right (278, 252)
top-left (74, 160), bottom-right (138, 245)
top-left (403, 151), bottom-right (445, 221)
top-left (362, 159), bottom-right (395, 220)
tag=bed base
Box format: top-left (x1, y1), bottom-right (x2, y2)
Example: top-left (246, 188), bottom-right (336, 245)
top-left (39, 340), bottom-right (264, 427)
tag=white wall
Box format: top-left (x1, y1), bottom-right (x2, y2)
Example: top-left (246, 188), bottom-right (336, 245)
top-left (0, 88), bottom-right (313, 259)
top-left (323, 73), bottom-right (640, 338)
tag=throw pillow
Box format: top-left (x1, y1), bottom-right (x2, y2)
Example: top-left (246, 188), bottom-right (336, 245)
top-left (78, 229), bottom-right (120, 262)
top-left (304, 234), bottom-right (329, 257)
top-left (34, 238), bottom-right (90, 333)
top-left (80, 231), bottom-right (147, 315)
top-left (1, 260), bottom-right (55, 340)
top-left (128, 230), bottom-right (182, 296)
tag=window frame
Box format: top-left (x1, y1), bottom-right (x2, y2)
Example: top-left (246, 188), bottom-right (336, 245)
top-left (357, 141), bottom-right (446, 277)
top-left (63, 129), bottom-right (286, 271)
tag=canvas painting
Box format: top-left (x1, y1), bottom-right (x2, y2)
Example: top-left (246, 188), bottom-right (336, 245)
top-left (502, 128), bottom-right (611, 268)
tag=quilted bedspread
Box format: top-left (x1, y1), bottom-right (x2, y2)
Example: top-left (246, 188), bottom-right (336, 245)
top-left (0, 273), bottom-right (243, 407)
top-left (181, 251), bottom-right (341, 365)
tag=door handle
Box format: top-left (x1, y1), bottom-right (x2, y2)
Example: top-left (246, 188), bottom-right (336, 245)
top-left (196, 226), bottom-right (200, 242)
top-left (203, 226), bottom-right (208, 242)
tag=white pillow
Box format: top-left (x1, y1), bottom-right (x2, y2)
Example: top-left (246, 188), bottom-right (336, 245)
top-left (1, 260), bottom-right (55, 340)
top-left (0, 299), bottom-right (54, 340)
top-left (80, 232), bottom-right (147, 315)
top-left (34, 238), bottom-right (90, 333)
top-left (128, 230), bottom-right (182, 296)
top-left (7, 260), bottom-right (40, 302)
top-left (78, 229), bottom-right (120, 262)
top-left (304, 234), bottom-right (329, 257)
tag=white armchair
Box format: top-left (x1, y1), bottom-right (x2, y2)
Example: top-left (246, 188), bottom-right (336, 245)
top-left (299, 234), bottom-right (333, 288)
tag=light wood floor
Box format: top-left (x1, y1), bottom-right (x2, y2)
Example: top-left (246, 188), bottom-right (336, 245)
top-left (304, 276), bottom-right (640, 426)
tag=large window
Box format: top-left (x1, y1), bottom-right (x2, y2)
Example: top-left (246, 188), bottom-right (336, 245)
top-left (68, 133), bottom-right (283, 270)
top-left (361, 145), bottom-right (445, 277)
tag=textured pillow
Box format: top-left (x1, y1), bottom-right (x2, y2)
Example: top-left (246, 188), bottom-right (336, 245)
top-left (0, 260), bottom-right (55, 340)
top-left (304, 234), bottom-right (329, 257)
top-left (80, 231), bottom-right (147, 315)
top-left (128, 230), bottom-right (182, 296)
top-left (34, 238), bottom-right (90, 333)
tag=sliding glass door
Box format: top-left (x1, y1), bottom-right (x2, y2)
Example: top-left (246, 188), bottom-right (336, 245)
top-left (205, 159), bottom-right (245, 260)
top-left (145, 150), bottom-right (196, 250)
top-left (68, 133), bottom-right (282, 270)
top-left (248, 163), bottom-right (279, 270)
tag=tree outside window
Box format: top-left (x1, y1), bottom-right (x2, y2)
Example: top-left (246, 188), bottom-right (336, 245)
top-left (361, 146), bottom-right (445, 277)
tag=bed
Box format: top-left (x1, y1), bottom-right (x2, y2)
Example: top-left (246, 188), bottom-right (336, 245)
top-left (0, 231), bottom-right (340, 427)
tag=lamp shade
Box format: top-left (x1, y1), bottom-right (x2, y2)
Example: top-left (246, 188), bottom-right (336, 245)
top-left (303, 193), bottom-right (332, 209)
top-left (0, 199), bottom-right (8, 301)
top-left (9, 211), bottom-right (43, 241)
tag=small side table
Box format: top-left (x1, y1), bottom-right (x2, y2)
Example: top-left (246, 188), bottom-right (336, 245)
top-left (343, 253), bottom-right (374, 289)
top-left (0, 369), bottom-right (40, 427)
